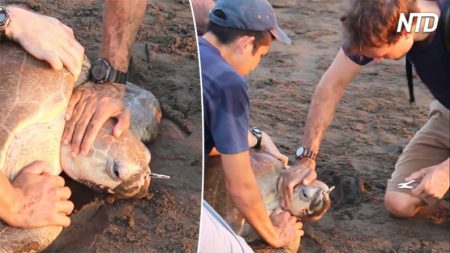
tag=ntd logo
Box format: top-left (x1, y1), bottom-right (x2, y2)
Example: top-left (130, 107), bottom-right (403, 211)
top-left (397, 13), bottom-right (439, 33)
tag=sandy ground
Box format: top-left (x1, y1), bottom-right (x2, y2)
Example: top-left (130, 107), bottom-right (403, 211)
top-left (5, 0), bottom-right (201, 252)
top-left (244, 0), bottom-right (449, 252)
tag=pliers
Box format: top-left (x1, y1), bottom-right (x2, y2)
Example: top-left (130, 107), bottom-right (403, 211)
top-left (397, 179), bottom-right (417, 189)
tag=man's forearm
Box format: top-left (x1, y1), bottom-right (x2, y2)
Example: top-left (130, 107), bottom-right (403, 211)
top-left (221, 152), bottom-right (279, 245)
top-left (0, 172), bottom-right (16, 223)
top-left (101, 0), bottom-right (147, 72)
top-left (302, 76), bottom-right (347, 152)
top-left (301, 48), bottom-right (361, 152)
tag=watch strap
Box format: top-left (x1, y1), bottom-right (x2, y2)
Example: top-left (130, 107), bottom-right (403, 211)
top-left (0, 6), bottom-right (10, 40)
top-left (295, 146), bottom-right (318, 161)
top-left (106, 68), bottom-right (127, 84)
top-left (250, 127), bottom-right (262, 149)
top-left (91, 58), bottom-right (128, 84)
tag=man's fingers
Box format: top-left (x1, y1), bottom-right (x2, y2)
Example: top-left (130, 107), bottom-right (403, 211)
top-left (276, 154), bottom-right (289, 167)
top-left (52, 214), bottom-right (71, 227)
top-left (303, 169), bottom-right (317, 185)
top-left (65, 90), bottom-right (82, 121)
top-left (282, 178), bottom-right (295, 209)
top-left (70, 99), bottom-right (96, 155)
top-left (79, 109), bottom-right (110, 155)
top-left (51, 176), bottom-right (66, 188)
top-left (56, 201), bottom-right (74, 215)
top-left (63, 93), bottom-right (87, 145)
top-left (411, 181), bottom-right (425, 197)
top-left (57, 187), bottom-right (72, 200)
top-left (294, 221), bottom-right (303, 230)
top-left (405, 169), bottom-right (426, 181)
top-left (288, 215), bottom-right (298, 223)
top-left (271, 207), bottom-right (284, 216)
top-left (113, 109), bottom-right (131, 137)
top-left (297, 228), bottom-right (304, 237)
top-left (42, 51), bottom-right (64, 71)
top-left (58, 46), bottom-right (80, 81)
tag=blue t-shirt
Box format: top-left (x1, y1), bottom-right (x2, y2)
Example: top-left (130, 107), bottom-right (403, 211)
top-left (346, 0), bottom-right (450, 109)
top-left (200, 37), bottom-right (249, 156)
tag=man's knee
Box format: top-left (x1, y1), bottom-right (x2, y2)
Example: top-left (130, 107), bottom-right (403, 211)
top-left (384, 191), bottom-right (421, 218)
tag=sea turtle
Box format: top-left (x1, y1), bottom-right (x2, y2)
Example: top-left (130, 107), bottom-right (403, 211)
top-left (204, 149), bottom-right (331, 252)
top-left (0, 41), bottom-right (161, 252)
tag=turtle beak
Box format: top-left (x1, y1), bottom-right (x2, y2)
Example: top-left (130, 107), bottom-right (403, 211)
top-left (303, 189), bottom-right (331, 223)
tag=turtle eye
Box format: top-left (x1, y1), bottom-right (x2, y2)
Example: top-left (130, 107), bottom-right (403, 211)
top-left (107, 160), bottom-right (121, 181)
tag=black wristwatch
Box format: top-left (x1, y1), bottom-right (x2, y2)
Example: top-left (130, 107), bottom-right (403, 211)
top-left (250, 127), bottom-right (262, 149)
top-left (295, 146), bottom-right (318, 161)
top-left (0, 6), bottom-right (11, 40)
top-left (90, 58), bottom-right (127, 84)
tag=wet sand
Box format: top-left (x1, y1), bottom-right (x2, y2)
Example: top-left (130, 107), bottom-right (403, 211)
top-left (247, 0), bottom-right (449, 252)
top-left (5, 0), bottom-right (201, 252)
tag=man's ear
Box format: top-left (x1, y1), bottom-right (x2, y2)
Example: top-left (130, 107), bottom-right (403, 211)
top-left (236, 35), bottom-right (255, 54)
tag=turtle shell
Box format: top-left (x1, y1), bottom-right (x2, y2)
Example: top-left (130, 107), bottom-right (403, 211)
top-left (0, 41), bottom-right (73, 252)
top-left (0, 41), bottom-right (73, 180)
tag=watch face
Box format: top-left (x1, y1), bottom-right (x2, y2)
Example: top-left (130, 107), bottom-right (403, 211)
top-left (0, 11), bottom-right (6, 26)
top-left (296, 147), bottom-right (304, 157)
top-left (252, 128), bottom-right (262, 134)
top-left (91, 62), bottom-right (108, 81)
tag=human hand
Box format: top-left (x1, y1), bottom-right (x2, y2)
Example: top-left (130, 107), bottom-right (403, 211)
top-left (278, 158), bottom-right (317, 210)
top-left (5, 6), bottom-right (84, 80)
top-left (406, 159), bottom-right (449, 200)
top-left (260, 131), bottom-right (289, 167)
top-left (62, 82), bottom-right (130, 156)
top-left (6, 161), bottom-right (73, 228)
top-left (268, 208), bottom-right (303, 248)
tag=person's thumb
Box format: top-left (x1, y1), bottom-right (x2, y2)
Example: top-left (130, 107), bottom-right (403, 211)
top-left (303, 169), bottom-right (317, 185)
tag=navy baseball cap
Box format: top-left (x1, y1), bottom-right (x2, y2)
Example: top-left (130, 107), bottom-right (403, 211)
top-left (208, 0), bottom-right (291, 45)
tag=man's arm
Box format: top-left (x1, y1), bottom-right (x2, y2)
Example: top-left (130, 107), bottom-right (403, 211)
top-left (4, 5), bottom-right (84, 79)
top-left (63, 0), bottom-right (147, 156)
top-left (221, 151), bottom-right (302, 248)
top-left (279, 48), bottom-right (362, 208)
top-left (0, 162), bottom-right (73, 228)
top-left (407, 158), bottom-right (450, 199)
top-left (248, 130), bottom-right (289, 166)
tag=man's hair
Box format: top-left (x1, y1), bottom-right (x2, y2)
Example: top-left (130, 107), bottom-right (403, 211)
top-left (207, 19), bottom-right (272, 54)
top-left (341, 0), bottom-right (419, 54)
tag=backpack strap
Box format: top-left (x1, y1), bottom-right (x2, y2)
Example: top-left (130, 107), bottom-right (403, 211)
top-left (405, 59), bottom-right (415, 104)
top-left (445, 1), bottom-right (450, 54)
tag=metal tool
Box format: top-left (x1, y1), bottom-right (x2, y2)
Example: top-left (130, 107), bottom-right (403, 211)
top-left (397, 179), bottom-right (417, 189)
top-left (150, 173), bottom-right (171, 179)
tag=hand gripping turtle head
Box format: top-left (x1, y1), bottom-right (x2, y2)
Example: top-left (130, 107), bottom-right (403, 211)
top-left (248, 150), bottom-right (332, 222)
top-left (279, 176), bottom-right (332, 222)
top-left (0, 39), bottom-right (160, 253)
top-left (60, 119), bottom-right (152, 199)
top-left (0, 41), bottom-right (159, 200)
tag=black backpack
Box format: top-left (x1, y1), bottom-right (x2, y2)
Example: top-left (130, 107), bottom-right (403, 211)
top-left (406, 1), bottom-right (450, 103)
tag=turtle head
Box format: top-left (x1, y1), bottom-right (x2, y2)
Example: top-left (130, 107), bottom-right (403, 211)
top-left (289, 180), bottom-right (331, 222)
top-left (61, 120), bottom-right (151, 199)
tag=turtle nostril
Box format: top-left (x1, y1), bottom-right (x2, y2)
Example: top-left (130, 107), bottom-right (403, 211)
top-left (113, 161), bottom-right (120, 178)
